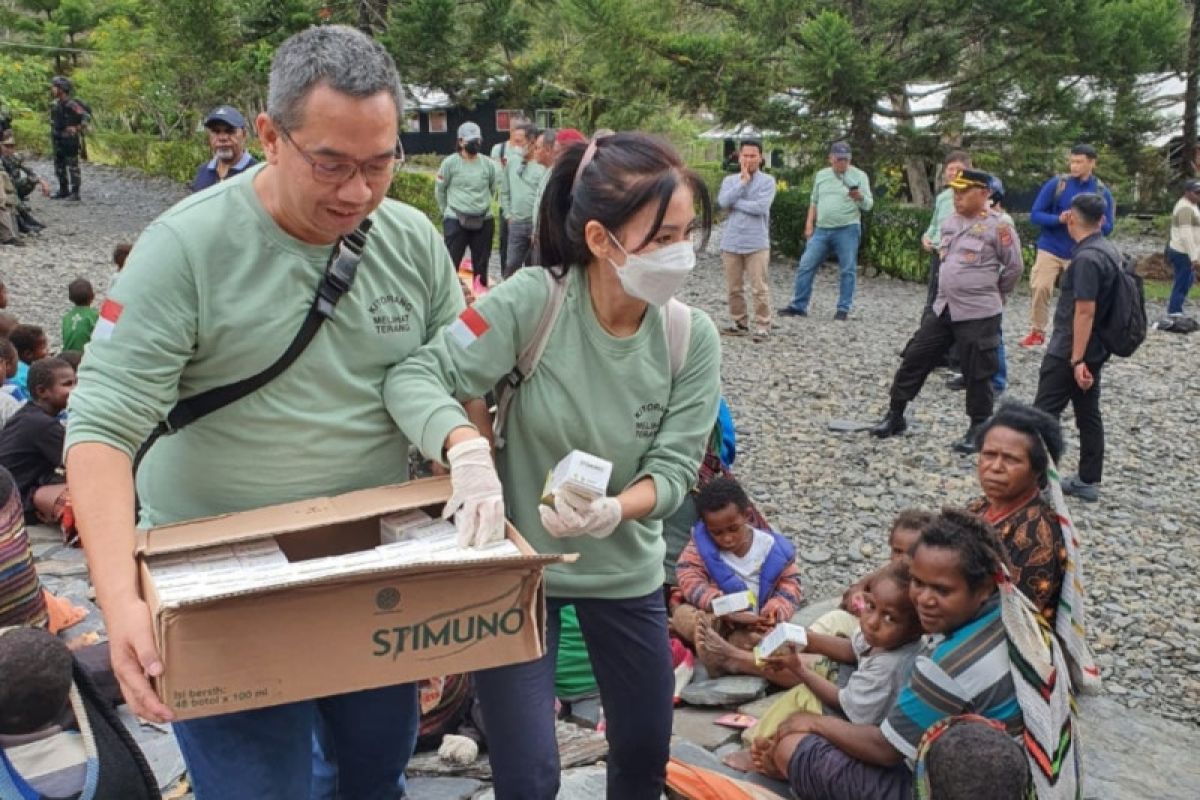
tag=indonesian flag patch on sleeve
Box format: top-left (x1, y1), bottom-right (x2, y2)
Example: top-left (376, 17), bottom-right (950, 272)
top-left (92, 299), bottom-right (123, 341)
top-left (447, 306), bottom-right (489, 349)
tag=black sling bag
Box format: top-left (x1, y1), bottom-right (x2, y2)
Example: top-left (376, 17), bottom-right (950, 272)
top-left (132, 218), bottom-right (373, 473)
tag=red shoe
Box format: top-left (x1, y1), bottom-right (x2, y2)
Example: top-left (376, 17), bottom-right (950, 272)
top-left (1018, 330), bottom-right (1045, 348)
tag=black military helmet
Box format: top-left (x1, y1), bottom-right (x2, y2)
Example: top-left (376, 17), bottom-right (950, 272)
top-left (51, 76), bottom-right (73, 94)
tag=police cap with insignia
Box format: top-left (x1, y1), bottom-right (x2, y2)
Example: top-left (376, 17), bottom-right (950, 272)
top-left (948, 168), bottom-right (993, 191)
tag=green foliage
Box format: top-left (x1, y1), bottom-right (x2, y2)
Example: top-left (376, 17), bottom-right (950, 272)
top-left (404, 153), bottom-right (444, 170)
top-left (86, 131), bottom-right (209, 183)
top-left (388, 170), bottom-right (440, 226)
top-left (688, 161), bottom-right (726, 209)
top-left (769, 186), bottom-right (808, 260)
top-left (861, 203), bottom-right (932, 281)
top-left (0, 53), bottom-right (52, 113)
top-left (10, 115), bottom-right (50, 154)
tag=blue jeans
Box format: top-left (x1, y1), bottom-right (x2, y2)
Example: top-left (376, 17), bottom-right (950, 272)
top-left (787, 223), bottom-right (862, 314)
top-left (993, 322), bottom-right (1008, 393)
top-left (1166, 246), bottom-right (1195, 315)
top-left (474, 590), bottom-right (674, 799)
top-left (174, 683), bottom-right (419, 800)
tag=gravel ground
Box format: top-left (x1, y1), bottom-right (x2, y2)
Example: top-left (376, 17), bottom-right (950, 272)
top-left (5, 160), bottom-right (1198, 727)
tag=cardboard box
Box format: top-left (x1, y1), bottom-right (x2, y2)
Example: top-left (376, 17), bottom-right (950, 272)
top-left (136, 476), bottom-right (568, 720)
top-left (711, 590), bottom-right (754, 617)
top-left (541, 450), bottom-right (612, 506)
top-left (754, 622), bottom-right (809, 661)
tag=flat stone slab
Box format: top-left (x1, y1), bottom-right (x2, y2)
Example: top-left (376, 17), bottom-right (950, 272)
top-left (680, 676), bottom-right (768, 707)
top-left (670, 739), bottom-right (790, 798)
top-left (826, 418), bottom-right (875, 433)
top-left (405, 776), bottom-right (484, 800)
top-left (790, 597), bottom-right (840, 628)
top-left (472, 764), bottom-right (606, 800)
top-left (406, 720), bottom-right (606, 779)
top-left (1080, 695), bottom-right (1200, 799)
top-left (672, 707), bottom-right (740, 750)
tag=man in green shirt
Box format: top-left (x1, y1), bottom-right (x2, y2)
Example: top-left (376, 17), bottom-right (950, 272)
top-left (60, 278), bottom-right (98, 351)
top-left (779, 141), bottom-right (874, 320)
top-left (502, 122), bottom-right (546, 276)
top-left (491, 119), bottom-right (531, 271)
top-left (921, 151), bottom-right (971, 317)
top-left (65, 24), bottom-right (480, 799)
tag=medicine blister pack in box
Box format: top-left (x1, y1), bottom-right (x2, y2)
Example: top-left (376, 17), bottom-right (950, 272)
top-left (754, 622), bottom-right (808, 661)
top-left (541, 450), bottom-right (612, 506)
top-left (711, 590), bottom-right (754, 616)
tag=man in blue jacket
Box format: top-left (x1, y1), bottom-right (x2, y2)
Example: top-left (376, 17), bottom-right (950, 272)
top-left (1019, 144), bottom-right (1114, 347)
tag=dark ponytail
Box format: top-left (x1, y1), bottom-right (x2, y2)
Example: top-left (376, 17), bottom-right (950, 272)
top-left (536, 132), bottom-right (712, 278)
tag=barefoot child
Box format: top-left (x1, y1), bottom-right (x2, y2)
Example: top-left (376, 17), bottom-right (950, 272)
top-left (748, 560), bottom-right (923, 777)
top-left (670, 476), bottom-right (803, 676)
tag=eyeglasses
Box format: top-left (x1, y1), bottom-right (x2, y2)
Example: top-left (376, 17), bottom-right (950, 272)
top-left (277, 123), bottom-right (400, 185)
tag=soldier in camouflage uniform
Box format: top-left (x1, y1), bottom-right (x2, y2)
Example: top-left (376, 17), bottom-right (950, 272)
top-left (49, 76), bottom-right (88, 201)
top-left (1, 130), bottom-right (49, 233)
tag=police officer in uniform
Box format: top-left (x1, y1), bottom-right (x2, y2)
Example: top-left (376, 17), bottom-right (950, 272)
top-left (49, 76), bottom-right (88, 201)
top-left (870, 169), bottom-right (1024, 452)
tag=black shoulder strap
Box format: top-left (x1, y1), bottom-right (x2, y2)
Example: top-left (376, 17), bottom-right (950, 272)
top-left (133, 218), bottom-right (373, 473)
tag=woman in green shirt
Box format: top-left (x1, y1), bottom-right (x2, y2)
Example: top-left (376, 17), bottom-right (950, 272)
top-left (389, 132), bottom-right (721, 798)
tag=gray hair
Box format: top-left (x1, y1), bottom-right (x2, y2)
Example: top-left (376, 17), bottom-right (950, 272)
top-left (268, 25), bottom-right (403, 131)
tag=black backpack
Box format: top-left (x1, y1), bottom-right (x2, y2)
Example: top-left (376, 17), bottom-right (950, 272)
top-left (1094, 250), bottom-right (1147, 357)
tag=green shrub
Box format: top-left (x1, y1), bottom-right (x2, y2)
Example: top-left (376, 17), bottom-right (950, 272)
top-left (861, 203), bottom-right (932, 281)
top-left (388, 170), bottom-right (440, 226)
top-left (770, 186), bottom-right (808, 260)
top-left (770, 195), bottom-right (1038, 282)
top-left (404, 153), bottom-right (444, 170)
top-left (9, 116), bottom-right (49, 156)
top-left (690, 161), bottom-right (727, 208)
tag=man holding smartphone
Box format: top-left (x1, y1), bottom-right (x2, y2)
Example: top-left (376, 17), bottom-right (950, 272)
top-left (780, 141), bottom-right (873, 321)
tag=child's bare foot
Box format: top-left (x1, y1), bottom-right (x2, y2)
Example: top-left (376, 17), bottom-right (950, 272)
top-left (697, 616), bottom-right (746, 675)
top-left (721, 748), bottom-right (757, 772)
top-left (750, 736), bottom-right (785, 779)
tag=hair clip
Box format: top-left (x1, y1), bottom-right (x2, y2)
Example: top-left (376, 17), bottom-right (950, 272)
top-left (573, 139), bottom-right (600, 186)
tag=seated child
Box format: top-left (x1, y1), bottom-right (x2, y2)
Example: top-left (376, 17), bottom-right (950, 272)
top-left (0, 465), bottom-right (47, 628)
top-left (0, 357), bottom-right (75, 531)
top-left (61, 278), bottom-right (98, 353)
top-left (8, 324), bottom-right (48, 396)
top-left (0, 627), bottom-right (159, 799)
top-left (735, 509), bottom-right (931, 753)
top-left (0, 336), bottom-right (28, 404)
top-left (749, 560), bottom-right (924, 777)
top-left (671, 476), bottom-right (803, 679)
top-left (0, 339), bottom-right (25, 426)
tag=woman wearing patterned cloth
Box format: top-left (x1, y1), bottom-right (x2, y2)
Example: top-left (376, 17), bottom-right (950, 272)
top-left (969, 402), bottom-right (1067, 623)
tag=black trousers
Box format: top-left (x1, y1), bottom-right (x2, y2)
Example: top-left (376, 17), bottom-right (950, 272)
top-left (443, 217), bottom-right (494, 287)
top-left (497, 213), bottom-right (508, 273)
top-left (53, 136), bottom-right (81, 194)
top-left (1034, 355), bottom-right (1105, 484)
top-left (890, 310), bottom-right (1001, 426)
top-left (921, 251), bottom-right (959, 369)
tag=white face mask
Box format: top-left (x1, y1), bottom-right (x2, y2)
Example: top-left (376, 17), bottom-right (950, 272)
top-left (607, 234), bottom-right (696, 306)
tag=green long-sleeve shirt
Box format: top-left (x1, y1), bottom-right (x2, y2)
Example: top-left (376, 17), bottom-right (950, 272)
top-left (386, 266), bottom-right (721, 599)
top-left (924, 188), bottom-right (954, 247)
top-left (505, 155), bottom-right (547, 223)
top-left (435, 153), bottom-right (499, 219)
top-left (66, 166), bottom-right (465, 527)
top-left (810, 165), bottom-right (874, 228)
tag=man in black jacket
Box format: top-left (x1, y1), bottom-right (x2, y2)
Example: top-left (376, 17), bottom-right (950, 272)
top-left (1033, 192), bottom-right (1116, 502)
top-left (49, 76), bottom-right (88, 201)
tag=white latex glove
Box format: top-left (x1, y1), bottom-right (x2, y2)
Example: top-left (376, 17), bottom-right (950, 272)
top-left (443, 437), bottom-right (506, 548)
top-left (438, 733), bottom-right (479, 765)
top-left (538, 491), bottom-right (622, 539)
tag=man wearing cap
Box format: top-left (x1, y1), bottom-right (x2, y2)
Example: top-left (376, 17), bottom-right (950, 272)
top-left (1164, 179), bottom-right (1200, 317)
top-left (871, 169), bottom-right (1023, 452)
top-left (191, 106), bottom-right (257, 192)
top-left (436, 121), bottom-right (500, 287)
top-left (779, 141), bottom-right (873, 320)
top-left (1020, 144), bottom-right (1115, 347)
top-left (48, 76), bottom-right (88, 201)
